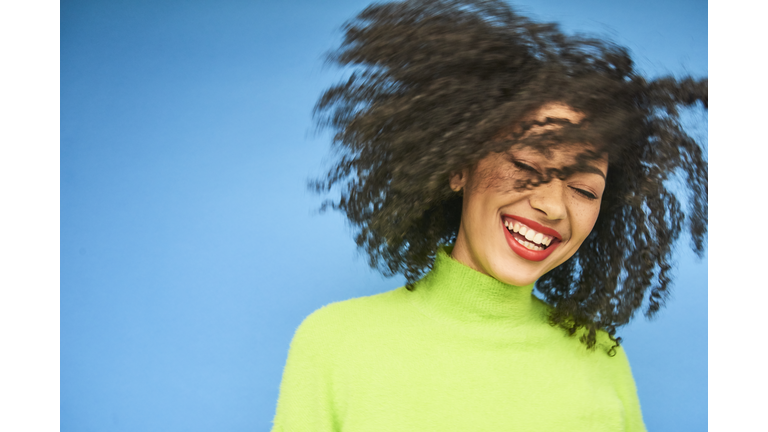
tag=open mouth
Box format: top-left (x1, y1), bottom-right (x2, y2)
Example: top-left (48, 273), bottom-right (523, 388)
top-left (500, 215), bottom-right (563, 260)
top-left (504, 219), bottom-right (555, 251)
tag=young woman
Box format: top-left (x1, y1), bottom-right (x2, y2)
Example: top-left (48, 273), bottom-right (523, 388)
top-left (272, 1), bottom-right (707, 430)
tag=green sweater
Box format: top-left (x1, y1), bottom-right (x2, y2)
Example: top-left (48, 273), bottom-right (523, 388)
top-left (272, 248), bottom-right (646, 431)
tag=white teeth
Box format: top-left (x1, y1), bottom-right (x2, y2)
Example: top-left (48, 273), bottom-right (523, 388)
top-left (504, 218), bottom-right (557, 247)
top-left (515, 237), bottom-right (544, 251)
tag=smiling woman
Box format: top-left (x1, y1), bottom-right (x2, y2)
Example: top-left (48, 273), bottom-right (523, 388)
top-left (271, 0), bottom-right (707, 430)
top-left (450, 103), bottom-right (609, 287)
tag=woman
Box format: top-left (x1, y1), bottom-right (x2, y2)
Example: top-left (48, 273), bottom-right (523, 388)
top-left (272, 1), bottom-right (707, 430)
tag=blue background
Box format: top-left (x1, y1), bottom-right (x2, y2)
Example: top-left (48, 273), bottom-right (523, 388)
top-left (61, 1), bottom-right (707, 430)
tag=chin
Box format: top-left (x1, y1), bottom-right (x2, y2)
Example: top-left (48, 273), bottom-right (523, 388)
top-left (490, 265), bottom-right (541, 287)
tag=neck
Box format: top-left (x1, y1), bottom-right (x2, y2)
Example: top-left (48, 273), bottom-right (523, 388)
top-left (449, 226), bottom-right (487, 275)
top-left (407, 247), bottom-right (537, 331)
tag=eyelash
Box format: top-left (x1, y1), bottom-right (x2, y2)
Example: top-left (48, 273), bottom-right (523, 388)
top-left (512, 161), bottom-right (539, 173)
top-left (513, 160), bottom-right (598, 200)
top-left (569, 187), bottom-right (598, 200)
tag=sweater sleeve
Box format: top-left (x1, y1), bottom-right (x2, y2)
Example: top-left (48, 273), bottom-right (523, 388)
top-left (271, 309), bottom-right (339, 432)
top-left (611, 345), bottom-right (647, 432)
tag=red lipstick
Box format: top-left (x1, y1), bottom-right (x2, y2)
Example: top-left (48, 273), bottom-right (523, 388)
top-left (501, 214), bottom-right (562, 262)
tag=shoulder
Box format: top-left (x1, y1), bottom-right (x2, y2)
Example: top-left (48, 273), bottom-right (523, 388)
top-left (528, 296), bottom-right (630, 360)
top-left (289, 287), bottom-right (409, 351)
top-left (304, 286), bottom-right (406, 326)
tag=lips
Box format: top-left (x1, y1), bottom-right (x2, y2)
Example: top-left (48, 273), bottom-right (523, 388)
top-left (501, 214), bottom-right (562, 262)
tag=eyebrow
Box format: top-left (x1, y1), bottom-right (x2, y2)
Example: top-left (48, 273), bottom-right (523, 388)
top-left (555, 164), bottom-right (606, 181)
top-left (509, 153), bottom-right (607, 180)
top-left (579, 166), bottom-right (606, 180)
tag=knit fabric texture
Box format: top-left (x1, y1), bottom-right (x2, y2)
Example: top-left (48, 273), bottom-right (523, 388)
top-left (271, 248), bottom-right (646, 431)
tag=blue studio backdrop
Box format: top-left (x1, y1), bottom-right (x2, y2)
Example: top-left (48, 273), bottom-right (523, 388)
top-left (61, 1), bottom-right (707, 431)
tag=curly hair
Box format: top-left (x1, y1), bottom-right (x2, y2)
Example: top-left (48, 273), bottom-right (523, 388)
top-left (311, 0), bottom-right (707, 351)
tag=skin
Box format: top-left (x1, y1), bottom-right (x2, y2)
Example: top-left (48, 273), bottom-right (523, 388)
top-left (449, 103), bottom-right (608, 287)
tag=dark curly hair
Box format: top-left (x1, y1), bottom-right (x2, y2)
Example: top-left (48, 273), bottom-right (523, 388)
top-left (311, 0), bottom-right (707, 351)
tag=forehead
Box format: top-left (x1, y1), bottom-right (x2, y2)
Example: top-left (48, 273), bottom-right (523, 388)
top-left (480, 102), bottom-right (608, 179)
top-left (526, 102), bottom-right (585, 126)
top-left (493, 102), bottom-right (586, 143)
top-left (503, 102), bottom-right (605, 167)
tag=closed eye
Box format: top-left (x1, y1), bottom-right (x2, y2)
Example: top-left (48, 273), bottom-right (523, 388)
top-left (512, 160), bottom-right (540, 174)
top-left (570, 187), bottom-right (597, 200)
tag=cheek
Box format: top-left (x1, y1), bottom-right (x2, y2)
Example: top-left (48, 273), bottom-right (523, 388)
top-left (572, 202), bottom-right (602, 240)
top-left (463, 192), bottom-right (496, 230)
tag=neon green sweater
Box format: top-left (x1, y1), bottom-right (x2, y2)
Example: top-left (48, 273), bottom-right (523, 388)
top-left (272, 248), bottom-right (646, 431)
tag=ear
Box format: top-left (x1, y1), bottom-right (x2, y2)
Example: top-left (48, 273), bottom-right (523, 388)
top-left (449, 169), bottom-right (468, 192)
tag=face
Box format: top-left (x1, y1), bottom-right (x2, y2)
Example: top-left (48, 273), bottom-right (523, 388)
top-left (449, 103), bottom-right (608, 286)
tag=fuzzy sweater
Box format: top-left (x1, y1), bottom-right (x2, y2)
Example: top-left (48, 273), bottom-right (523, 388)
top-left (271, 248), bottom-right (646, 431)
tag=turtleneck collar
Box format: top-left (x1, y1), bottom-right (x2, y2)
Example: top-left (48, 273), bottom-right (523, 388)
top-left (406, 246), bottom-right (538, 330)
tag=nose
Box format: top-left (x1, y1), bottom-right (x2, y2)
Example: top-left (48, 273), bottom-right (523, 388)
top-left (529, 180), bottom-right (567, 220)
